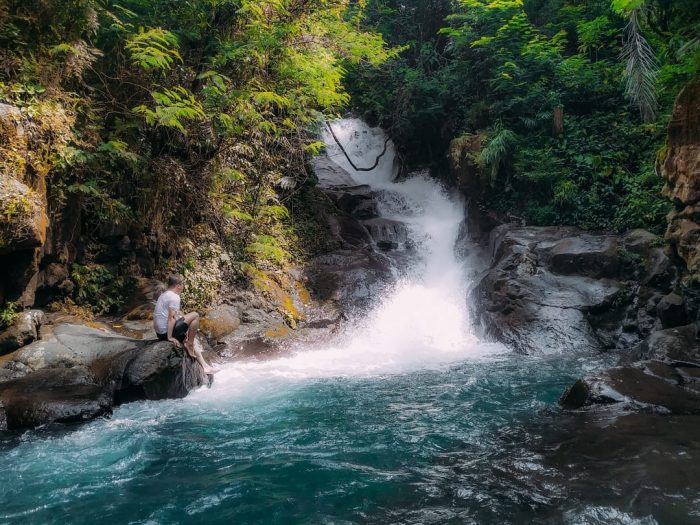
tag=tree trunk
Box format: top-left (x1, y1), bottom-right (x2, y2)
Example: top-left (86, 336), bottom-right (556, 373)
top-left (552, 105), bottom-right (564, 138)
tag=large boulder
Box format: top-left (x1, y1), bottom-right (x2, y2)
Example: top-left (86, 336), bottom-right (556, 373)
top-left (200, 304), bottom-right (241, 343)
top-left (0, 368), bottom-right (112, 430)
top-left (0, 323), bottom-right (208, 430)
top-left (469, 225), bottom-right (675, 354)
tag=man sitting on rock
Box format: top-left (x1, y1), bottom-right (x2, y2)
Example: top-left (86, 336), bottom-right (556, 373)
top-left (153, 274), bottom-right (217, 375)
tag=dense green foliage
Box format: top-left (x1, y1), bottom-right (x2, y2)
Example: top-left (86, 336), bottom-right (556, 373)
top-left (347, 0), bottom-right (699, 232)
top-left (1, 0), bottom-right (698, 314)
top-left (0, 0), bottom-right (391, 306)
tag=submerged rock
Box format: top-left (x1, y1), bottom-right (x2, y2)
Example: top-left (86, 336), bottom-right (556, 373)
top-left (561, 322), bottom-right (700, 414)
top-left (0, 323), bottom-right (208, 430)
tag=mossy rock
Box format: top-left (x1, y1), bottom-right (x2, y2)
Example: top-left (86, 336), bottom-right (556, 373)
top-left (0, 177), bottom-right (47, 253)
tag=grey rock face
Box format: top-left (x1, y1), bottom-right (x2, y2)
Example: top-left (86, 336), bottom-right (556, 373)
top-left (469, 225), bottom-right (675, 355)
top-left (305, 250), bottom-right (393, 315)
top-left (200, 304), bottom-right (241, 343)
top-left (470, 226), bottom-right (618, 354)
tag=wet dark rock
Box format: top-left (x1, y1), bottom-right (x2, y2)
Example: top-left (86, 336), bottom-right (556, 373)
top-left (560, 378), bottom-right (624, 409)
top-left (544, 235), bottom-right (619, 278)
top-left (560, 365), bottom-right (700, 414)
top-left (623, 322), bottom-right (700, 365)
top-left (361, 218), bottom-right (408, 247)
top-left (302, 154), bottom-right (401, 316)
top-left (332, 188), bottom-right (379, 219)
top-left (305, 250), bottom-right (393, 314)
top-left (656, 292), bottom-right (688, 328)
top-left (469, 225), bottom-right (677, 355)
top-left (0, 368), bottom-right (112, 429)
top-left (0, 323), bottom-right (208, 430)
top-left (470, 225), bottom-right (622, 354)
top-left (561, 322), bottom-right (700, 414)
top-left (622, 228), bottom-right (661, 254)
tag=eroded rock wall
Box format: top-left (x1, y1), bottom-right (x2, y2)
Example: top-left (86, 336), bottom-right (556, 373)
top-left (661, 79), bottom-right (700, 284)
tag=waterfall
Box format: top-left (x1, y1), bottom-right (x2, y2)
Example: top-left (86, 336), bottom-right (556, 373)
top-left (194, 119), bottom-right (498, 399)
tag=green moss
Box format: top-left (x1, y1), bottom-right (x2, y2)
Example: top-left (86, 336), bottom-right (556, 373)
top-left (0, 301), bottom-right (20, 330)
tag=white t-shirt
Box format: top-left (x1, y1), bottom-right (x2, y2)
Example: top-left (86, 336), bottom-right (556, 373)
top-left (153, 290), bottom-right (181, 334)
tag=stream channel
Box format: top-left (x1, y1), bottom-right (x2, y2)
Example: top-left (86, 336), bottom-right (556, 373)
top-left (1, 120), bottom-right (699, 524)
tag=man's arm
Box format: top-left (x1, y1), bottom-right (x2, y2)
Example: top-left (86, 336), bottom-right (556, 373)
top-left (167, 307), bottom-right (180, 346)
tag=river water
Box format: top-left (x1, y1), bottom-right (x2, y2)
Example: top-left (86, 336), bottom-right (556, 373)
top-left (1, 120), bottom-right (698, 524)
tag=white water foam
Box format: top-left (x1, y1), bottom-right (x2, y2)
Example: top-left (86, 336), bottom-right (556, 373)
top-left (192, 119), bottom-right (502, 401)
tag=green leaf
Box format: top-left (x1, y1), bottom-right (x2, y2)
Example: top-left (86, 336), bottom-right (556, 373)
top-left (611, 0), bottom-right (646, 15)
top-left (126, 27), bottom-right (182, 71)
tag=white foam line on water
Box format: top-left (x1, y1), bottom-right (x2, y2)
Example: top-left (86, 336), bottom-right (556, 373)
top-left (192, 118), bottom-right (504, 401)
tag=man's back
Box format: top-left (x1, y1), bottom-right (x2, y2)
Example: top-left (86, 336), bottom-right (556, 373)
top-left (153, 290), bottom-right (180, 335)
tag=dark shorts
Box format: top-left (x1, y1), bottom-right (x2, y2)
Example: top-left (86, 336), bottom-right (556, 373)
top-left (157, 317), bottom-right (189, 343)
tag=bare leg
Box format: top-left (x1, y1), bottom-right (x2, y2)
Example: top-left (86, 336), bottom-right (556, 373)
top-left (183, 312), bottom-right (199, 350)
top-left (193, 349), bottom-right (216, 374)
top-left (182, 312), bottom-right (217, 374)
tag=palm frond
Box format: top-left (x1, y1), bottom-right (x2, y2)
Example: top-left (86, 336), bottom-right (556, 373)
top-left (620, 9), bottom-right (658, 122)
top-left (479, 124), bottom-right (518, 184)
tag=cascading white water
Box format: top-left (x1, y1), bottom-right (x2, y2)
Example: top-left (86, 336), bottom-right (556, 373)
top-left (193, 119), bottom-right (499, 400)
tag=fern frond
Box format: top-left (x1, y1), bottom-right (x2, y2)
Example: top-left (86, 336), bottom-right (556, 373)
top-left (126, 28), bottom-right (182, 71)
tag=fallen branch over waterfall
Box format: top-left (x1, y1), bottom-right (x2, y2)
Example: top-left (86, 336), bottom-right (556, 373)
top-left (325, 121), bottom-right (391, 172)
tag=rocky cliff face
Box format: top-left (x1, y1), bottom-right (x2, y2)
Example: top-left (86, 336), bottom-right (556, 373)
top-left (661, 79), bottom-right (700, 285)
top-left (0, 103), bottom-right (49, 307)
top-left (557, 79), bottom-right (700, 415)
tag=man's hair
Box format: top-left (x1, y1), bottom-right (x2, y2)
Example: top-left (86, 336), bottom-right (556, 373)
top-left (168, 274), bottom-right (183, 288)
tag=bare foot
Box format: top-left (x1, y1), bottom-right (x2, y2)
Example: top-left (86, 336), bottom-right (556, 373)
top-left (204, 366), bottom-right (220, 375)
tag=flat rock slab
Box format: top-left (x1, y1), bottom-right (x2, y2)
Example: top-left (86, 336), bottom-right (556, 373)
top-left (312, 156), bottom-right (357, 188)
top-left (13, 323), bottom-right (141, 371)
